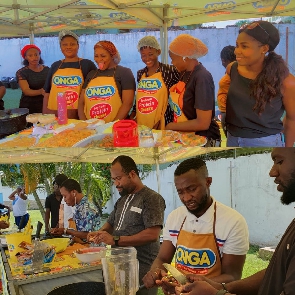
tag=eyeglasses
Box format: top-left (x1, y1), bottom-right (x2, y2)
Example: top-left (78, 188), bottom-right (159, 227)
top-left (240, 22), bottom-right (270, 42)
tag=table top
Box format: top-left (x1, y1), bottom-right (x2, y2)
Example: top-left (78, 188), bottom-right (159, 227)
top-left (1, 243), bottom-right (102, 284)
top-left (0, 119), bottom-right (207, 148)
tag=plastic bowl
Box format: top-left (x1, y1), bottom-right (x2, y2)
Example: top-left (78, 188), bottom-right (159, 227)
top-left (43, 237), bottom-right (70, 253)
top-left (75, 247), bottom-right (106, 263)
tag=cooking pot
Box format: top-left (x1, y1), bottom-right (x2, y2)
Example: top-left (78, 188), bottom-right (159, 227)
top-left (0, 108), bottom-right (29, 139)
top-left (47, 282), bottom-right (106, 295)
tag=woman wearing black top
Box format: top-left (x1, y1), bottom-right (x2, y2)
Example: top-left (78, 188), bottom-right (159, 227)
top-left (16, 44), bottom-right (49, 114)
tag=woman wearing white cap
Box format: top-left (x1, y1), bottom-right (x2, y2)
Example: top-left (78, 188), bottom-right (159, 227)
top-left (131, 36), bottom-right (179, 129)
top-left (166, 34), bottom-right (221, 146)
top-left (43, 30), bottom-right (96, 119)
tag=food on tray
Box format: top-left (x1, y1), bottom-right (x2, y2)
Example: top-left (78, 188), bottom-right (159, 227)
top-left (26, 113), bottom-right (42, 123)
top-left (155, 130), bottom-right (180, 146)
top-left (38, 114), bottom-right (56, 125)
top-left (35, 129), bottom-right (95, 147)
top-left (73, 122), bottom-right (89, 130)
top-left (84, 135), bottom-right (114, 148)
top-left (181, 133), bottom-right (207, 146)
top-left (0, 136), bottom-right (36, 148)
top-left (162, 130), bottom-right (180, 142)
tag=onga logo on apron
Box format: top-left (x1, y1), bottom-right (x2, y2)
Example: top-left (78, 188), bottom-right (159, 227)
top-left (172, 101), bottom-right (182, 117)
top-left (53, 75), bottom-right (82, 87)
top-left (176, 246), bottom-right (217, 270)
top-left (138, 96), bottom-right (159, 114)
top-left (138, 79), bottom-right (162, 94)
top-left (64, 90), bottom-right (79, 106)
top-left (90, 103), bottom-right (112, 119)
top-left (86, 85), bottom-right (116, 100)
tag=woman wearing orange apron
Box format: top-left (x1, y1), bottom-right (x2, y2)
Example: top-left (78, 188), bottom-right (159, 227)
top-left (43, 30), bottom-right (97, 119)
top-left (78, 41), bottom-right (135, 122)
top-left (130, 36), bottom-right (179, 130)
top-left (166, 34), bottom-right (221, 146)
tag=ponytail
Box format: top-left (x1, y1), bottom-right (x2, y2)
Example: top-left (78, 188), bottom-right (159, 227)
top-left (251, 52), bottom-right (289, 114)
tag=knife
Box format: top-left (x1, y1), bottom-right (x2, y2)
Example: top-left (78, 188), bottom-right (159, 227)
top-left (162, 263), bottom-right (187, 285)
top-left (35, 221), bottom-right (43, 240)
top-left (18, 215), bottom-right (26, 232)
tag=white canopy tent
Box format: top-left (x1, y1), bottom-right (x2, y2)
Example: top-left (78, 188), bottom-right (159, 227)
top-left (0, 0), bottom-right (293, 62)
top-left (0, 147), bottom-right (231, 192)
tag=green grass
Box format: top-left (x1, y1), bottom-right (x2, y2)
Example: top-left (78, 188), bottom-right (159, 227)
top-left (156, 244), bottom-right (269, 295)
top-left (2, 88), bottom-right (22, 109)
top-left (8, 209), bottom-right (44, 234)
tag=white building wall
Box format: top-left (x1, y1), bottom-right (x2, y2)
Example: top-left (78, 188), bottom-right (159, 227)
top-left (104, 152), bottom-right (294, 247)
top-left (1, 24), bottom-right (294, 96)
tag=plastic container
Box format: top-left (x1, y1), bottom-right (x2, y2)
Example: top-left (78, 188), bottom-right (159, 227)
top-left (113, 120), bottom-right (138, 147)
top-left (57, 92), bottom-right (68, 125)
top-left (101, 247), bottom-right (139, 295)
top-left (139, 128), bottom-right (154, 147)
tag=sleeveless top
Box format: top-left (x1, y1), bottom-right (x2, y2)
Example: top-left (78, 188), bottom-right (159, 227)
top-left (226, 62), bottom-right (284, 138)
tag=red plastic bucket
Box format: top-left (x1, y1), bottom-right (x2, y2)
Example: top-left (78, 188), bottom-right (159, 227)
top-left (113, 120), bottom-right (139, 147)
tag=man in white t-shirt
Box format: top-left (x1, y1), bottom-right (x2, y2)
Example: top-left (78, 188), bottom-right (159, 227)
top-left (142, 158), bottom-right (249, 294)
top-left (8, 186), bottom-right (29, 229)
top-left (60, 198), bottom-right (75, 229)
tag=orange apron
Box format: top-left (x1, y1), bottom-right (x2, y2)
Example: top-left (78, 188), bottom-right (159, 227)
top-left (83, 68), bottom-right (122, 122)
top-left (175, 202), bottom-right (222, 278)
top-left (48, 60), bottom-right (83, 111)
top-left (136, 71), bottom-right (168, 130)
top-left (170, 68), bottom-right (196, 123)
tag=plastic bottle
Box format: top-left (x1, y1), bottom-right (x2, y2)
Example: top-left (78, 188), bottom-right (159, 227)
top-left (32, 238), bottom-right (45, 272)
top-left (57, 92), bottom-right (68, 125)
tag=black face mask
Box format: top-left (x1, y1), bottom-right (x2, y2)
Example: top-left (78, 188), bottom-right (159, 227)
top-left (281, 170), bottom-right (295, 205)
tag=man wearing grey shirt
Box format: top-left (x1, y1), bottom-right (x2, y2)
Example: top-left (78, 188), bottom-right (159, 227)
top-left (88, 155), bottom-right (166, 295)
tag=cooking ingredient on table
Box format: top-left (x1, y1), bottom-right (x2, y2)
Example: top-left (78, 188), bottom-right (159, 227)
top-left (0, 136), bottom-right (36, 148)
top-left (75, 246), bottom-right (106, 263)
top-left (180, 132), bottom-right (207, 146)
top-left (35, 129), bottom-right (95, 147)
top-left (84, 135), bottom-right (114, 148)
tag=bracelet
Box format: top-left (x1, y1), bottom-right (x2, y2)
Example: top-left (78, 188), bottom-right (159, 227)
top-left (215, 290), bottom-right (228, 295)
top-left (221, 283), bottom-right (228, 291)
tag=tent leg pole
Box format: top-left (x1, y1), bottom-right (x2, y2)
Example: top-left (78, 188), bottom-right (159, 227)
top-left (163, 21), bottom-right (168, 64)
top-left (155, 156), bottom-right (161, 194)
top-left (29, 23), bottom-right (34, 44)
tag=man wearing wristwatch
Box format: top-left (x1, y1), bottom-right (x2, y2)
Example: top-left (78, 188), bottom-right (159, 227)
top-left (175, 148), bottom-right (295, 295)
top-left (87, 155), bottom-right (166, 295)
top-left (50, 179), bottom-right (101, 241)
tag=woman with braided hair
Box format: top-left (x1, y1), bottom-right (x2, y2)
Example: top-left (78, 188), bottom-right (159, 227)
top-left (226, 20), bottom-right (295, 147)
top-left (78, 40), bottom-right (135, 122)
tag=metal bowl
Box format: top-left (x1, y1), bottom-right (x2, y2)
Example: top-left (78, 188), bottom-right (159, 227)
top-left (0, 108), bottom-right (29, 138)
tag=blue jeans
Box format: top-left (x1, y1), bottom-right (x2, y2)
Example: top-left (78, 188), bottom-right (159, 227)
top-left (226, 132), bottom-right (285, 147)
top-left (15, 213), bottom-right (30, 229)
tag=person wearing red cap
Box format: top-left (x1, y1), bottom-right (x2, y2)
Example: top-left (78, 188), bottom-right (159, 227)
top-left (43, 30), bottom-right (97, 119)
top-left (225, 20), bottom-right (295, 147)
top-left (16, 44), bottom-right (49, 114)
top-left (78, 40), bottom-right (135, 122)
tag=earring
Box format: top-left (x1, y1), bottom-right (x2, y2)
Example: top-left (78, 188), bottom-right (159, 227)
top-left (183, 57), bottom-right (186, 61)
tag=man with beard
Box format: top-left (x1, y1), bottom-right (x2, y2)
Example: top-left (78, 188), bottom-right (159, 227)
top-left (87, 155), bottom-right (166, 295)
top-left (174, 148), bottom-right (295, 295)
top-left (142, 158), bottom-right (249, 294)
